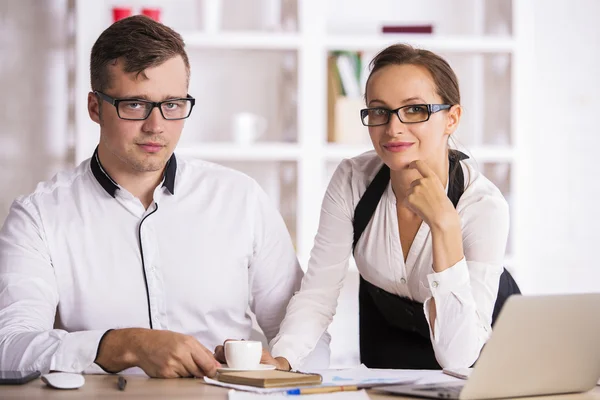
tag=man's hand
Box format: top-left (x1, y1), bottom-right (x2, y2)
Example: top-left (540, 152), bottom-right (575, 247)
top-left (214, 339), bottom-right (291, 371)
top-left (95, 328), bottom-right (221, 378)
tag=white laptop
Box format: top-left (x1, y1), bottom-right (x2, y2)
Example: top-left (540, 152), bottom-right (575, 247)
top-left (380, 293), bottom-right (600, 399)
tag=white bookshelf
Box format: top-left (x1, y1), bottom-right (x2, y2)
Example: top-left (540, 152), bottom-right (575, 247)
top-left (74, 0), bottom-right (531, 368)
top-left (74, 0), bottom-right (528, 274)
top-left (74, 0), bottom-right (527, 268)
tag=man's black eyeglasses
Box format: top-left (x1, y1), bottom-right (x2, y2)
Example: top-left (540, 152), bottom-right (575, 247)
top-left (94, 91), bottom-right (195, 120)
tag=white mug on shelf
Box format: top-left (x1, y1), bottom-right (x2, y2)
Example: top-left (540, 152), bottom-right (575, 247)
top-left (232, 112), bottom-right (268, 145)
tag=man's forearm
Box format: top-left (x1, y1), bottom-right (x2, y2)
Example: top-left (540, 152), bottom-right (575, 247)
top-left (94, 328), bottom-right (144, 372)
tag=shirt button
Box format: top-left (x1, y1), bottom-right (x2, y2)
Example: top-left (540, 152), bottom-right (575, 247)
top-left (432, 281), bottom-right (439, 288)
top-left (400, 278), bottom-right (407, 284)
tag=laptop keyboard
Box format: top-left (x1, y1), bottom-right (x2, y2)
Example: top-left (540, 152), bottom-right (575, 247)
top-left (419, 384), bottom-right (463, 398)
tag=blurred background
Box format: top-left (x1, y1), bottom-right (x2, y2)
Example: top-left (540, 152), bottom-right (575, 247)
top-left (1, 0), bottom-right (599, 367)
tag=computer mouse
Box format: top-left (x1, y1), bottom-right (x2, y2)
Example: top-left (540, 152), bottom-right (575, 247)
top-left (41, 372), bottom-right (85, 389)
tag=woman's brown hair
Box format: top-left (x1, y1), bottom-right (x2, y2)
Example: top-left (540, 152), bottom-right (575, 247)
top-left (365, 43), bottom-right (460, 106)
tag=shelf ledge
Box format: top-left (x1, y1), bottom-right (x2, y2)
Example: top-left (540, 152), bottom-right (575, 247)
top-left (326, 35), bottom-right (515, 53)
top-left (175, 143), bottom-right (514, 163)
top-left (324, 144), bottom-right (515, 163)
top-left (182, 31), bottom-right (300, 50)
top-left (176, 143), bottom-right (301, 161)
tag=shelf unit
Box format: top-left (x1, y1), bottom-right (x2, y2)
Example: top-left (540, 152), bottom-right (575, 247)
top-left (74, 0), bottom-right (527, 269)
top-left (74, 0), bottom-right (531, 368)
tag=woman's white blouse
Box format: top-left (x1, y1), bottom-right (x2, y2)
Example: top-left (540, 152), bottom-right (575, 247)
top-left (271, 150), bottom-right (510, 369)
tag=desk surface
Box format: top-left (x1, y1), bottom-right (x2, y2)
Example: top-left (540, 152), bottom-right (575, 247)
top-left (1, 375), bottom-right (599, 399)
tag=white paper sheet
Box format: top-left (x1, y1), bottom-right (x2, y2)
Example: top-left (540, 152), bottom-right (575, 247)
top-left (204, 364), bottom-right (442, 394)
top-left (228, 389), bottom-right (371, 400)
top-left (309, 364), bottom-right (421, 387)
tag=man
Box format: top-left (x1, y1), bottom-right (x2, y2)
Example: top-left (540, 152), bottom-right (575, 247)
top-left (0, 15), bottom-right (329, 378)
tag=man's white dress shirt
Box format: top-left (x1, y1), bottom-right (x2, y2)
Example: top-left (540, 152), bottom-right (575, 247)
top-left (271, 151), bottom-right (509, 368)
top-left (0, 150), bottom-right (329, 373)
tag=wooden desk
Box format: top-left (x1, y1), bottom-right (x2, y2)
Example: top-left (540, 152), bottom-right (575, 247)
top-left (1, 375), bottom-right (599, 399)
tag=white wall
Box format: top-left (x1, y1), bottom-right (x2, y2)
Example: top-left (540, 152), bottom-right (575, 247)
top-left (518, 0), bottom-right (600, 294)
top-left (0, 0), bottom-right (71, 221)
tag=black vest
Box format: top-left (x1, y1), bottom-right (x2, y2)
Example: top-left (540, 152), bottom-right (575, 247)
top-left (353, 151), bottom-right (521, 369)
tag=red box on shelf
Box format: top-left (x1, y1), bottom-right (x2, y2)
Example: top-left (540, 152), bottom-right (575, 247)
top-left (141, 7), bottom-right (161, 22)
top-left (112, 7), bottom-right (132, 23)
top-left (382, 25), bottom-right (434, 34)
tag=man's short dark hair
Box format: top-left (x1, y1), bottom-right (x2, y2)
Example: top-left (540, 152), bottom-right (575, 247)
top-left (90, 15), bottom-right (190, 91)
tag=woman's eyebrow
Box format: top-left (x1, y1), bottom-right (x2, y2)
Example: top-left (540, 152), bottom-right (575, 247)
top-left (401, 96), bottom-right (426, 104)
top-left (368, 99), bottom-right (388, 107)
top-left (368, 97), bottom-right (427, 107)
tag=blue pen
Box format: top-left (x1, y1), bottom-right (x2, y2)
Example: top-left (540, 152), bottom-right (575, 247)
top-left (285, 385), bottom-right (359, 395)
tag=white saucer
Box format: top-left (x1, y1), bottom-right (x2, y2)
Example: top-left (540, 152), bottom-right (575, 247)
top-left (217, 364), bottom-right (277, 372)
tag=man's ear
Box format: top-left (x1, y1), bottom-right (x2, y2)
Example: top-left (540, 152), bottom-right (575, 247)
top-left (88, 92), bottom-right (101, 124)
top-left (445, 104), bottom-right (462, 136)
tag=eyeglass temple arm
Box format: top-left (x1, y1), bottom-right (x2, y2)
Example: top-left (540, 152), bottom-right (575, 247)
top-left (94, 91), bottom-right (116, 105)
top-left (430, 104), bottom-right (452, 112)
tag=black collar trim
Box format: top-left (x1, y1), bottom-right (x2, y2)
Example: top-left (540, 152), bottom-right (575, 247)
top-left (90, 148), bottom-right (118, 197)
top-left (162, 154), bottom-right (176, 195)
top-left (90, 147), bottom-right (177, 197)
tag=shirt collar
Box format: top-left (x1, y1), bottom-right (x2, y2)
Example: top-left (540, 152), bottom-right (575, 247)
top-left (90, 146), bottom-right (177, 197)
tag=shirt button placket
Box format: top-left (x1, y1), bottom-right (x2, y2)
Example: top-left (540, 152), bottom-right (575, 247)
top-left (141, 219), bottom-right (159, 329)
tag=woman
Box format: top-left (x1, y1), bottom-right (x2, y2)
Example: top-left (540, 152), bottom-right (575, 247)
top-left (269, 43), bottom-right (519, 370)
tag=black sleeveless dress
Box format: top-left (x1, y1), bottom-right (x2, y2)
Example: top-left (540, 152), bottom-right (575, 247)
top-left (353, 151), bottom-right (521, 369)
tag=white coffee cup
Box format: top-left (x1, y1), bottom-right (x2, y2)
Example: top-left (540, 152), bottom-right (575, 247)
top-left (224, 340), bottom-right (262, 370)
top-left (232, 113), bottom-right (268, 145)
